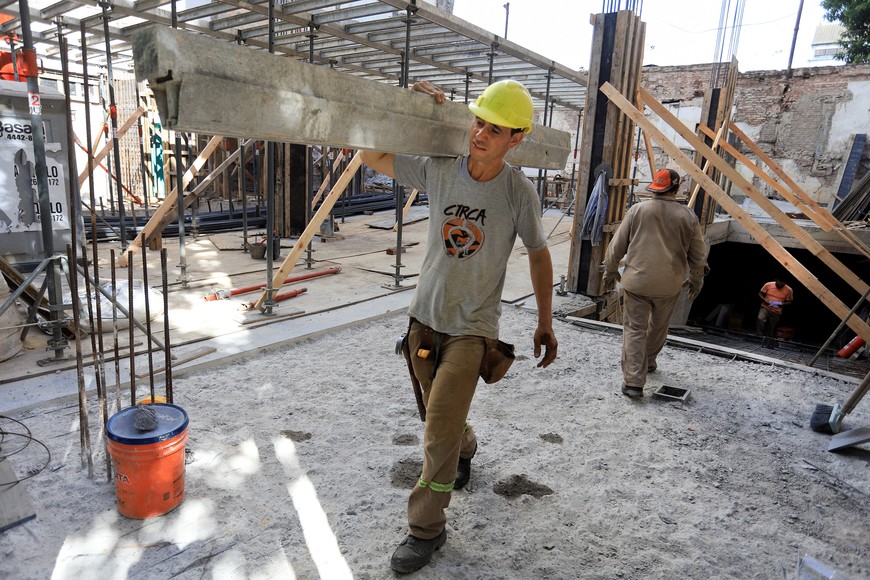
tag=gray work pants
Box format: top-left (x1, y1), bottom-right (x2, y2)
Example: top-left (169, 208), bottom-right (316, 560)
top-left (621, 289), bottom-right (680, 388)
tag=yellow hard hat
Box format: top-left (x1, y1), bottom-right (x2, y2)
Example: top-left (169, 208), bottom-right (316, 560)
top-left (468, 79), bottom-right (534, 134)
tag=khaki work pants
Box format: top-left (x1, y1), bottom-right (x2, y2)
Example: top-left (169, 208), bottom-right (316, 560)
top-left (621, 290), bottom-right (680, 388)
top-left (406, 319), bottom-right (483, 539)
top-left (756, 307), bottom-right (781, 337)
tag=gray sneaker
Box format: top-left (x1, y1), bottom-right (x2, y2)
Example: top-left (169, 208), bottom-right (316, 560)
top-left (390, 529), bottom-right (447, 574)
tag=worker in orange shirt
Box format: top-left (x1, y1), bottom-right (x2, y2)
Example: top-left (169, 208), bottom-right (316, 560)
top-left (756, 278), bottom-right (793, 347)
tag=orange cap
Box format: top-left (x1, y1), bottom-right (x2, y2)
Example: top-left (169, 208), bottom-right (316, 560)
top-left (647, 168), bottom-right (679, 193)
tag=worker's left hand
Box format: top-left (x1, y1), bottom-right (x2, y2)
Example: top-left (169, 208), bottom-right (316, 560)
top-left (411, 80), bottom-right (446, 104)
top-left (534, 326), bottom-right (558, 368)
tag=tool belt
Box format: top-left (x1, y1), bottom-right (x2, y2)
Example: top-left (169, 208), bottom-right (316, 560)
top-left (399, 320), bottom-right (516, 420)
top-left (479, 338), bottom-right (515, 384)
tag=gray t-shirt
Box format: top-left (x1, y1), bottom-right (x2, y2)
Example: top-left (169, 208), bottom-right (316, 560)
top-left (394, 155), bottom-right (547, 339)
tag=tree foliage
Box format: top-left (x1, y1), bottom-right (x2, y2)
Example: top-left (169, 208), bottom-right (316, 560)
top-left (822, 0), bottom-right (870, 64)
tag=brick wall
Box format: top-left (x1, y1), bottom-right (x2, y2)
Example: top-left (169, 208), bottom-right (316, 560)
top-left (636, 63), bottom-right (870, 205)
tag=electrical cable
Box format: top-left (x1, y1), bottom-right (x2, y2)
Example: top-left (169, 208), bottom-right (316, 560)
top-left (0, 415), bottom-right (52, 488)
top-left (658, 13), bottom-right (794, 35)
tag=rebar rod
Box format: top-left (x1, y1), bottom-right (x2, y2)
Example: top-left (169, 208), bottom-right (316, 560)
top-left (127, 251), bottom-right (136, 406)
top-left (79, 242), bottom-right (110, 480)
top-left (161, 248), bottom-right (173, 403)
top-left (142, 246), bottom-right (155, 402)
top-left (100, 0), bottom-right (127, 248)
top-left (110, 249), bottom-right (121, 413)
top-left (68, 244), bottom-right (93, 478)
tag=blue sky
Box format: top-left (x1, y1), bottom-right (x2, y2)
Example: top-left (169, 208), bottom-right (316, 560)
top-left (452, 1), bottom-right (832, 72)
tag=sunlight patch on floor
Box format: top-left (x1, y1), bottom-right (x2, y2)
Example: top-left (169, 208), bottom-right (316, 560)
top-left (274, 436), bottom-right (353, 579)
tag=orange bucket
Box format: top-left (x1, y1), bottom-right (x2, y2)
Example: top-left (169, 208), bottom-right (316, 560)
top-left (106, 403), bottom-right (190, 519)
top-left (136, 395), bottom-right (167, 405)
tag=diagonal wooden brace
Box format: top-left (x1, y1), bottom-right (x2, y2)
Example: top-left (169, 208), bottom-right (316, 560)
top-left (637, 87), bottom-right (869, 300)
top-left (603, 82), bottom-right (870, 344)
top-left (118, 135), bottom-right (224, 267)
top-left (252, 151), bottom-right (364, 312)
top-left (78, 107), bottom-right (145, 189)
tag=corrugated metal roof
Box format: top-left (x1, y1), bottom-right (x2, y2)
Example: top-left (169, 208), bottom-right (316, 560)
top-left (812, 22), bottom-right (845, 46)
top-left (0, 0), bottom-right (587, 111)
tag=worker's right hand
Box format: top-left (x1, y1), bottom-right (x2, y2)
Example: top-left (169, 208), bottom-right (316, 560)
top-left (412, 80), bottom-right (446, 104)
top-left (602, 271), bottom-right (618, 288)
top-left (534, 326), bottom-right (558, 368)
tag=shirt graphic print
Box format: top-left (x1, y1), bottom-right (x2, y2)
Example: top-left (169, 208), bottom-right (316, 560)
top-left (442, 203), bottom-right (486, 259)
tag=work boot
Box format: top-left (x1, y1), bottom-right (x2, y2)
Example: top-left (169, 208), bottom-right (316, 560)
top-left (622, 384), bottom-right (643, 398)
top-left (455, 456), bottom-right (472, 490)
top-left (390, 529), bottom-right (447, 574)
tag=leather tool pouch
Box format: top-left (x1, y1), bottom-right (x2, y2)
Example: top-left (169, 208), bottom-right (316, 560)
top-left (479, 338), bottom-right (515, 384)
top-left (401, 319), bottom-right (436, 421)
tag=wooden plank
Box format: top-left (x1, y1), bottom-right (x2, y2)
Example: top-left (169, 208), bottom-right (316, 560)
top-left (393, 189), bottom-right (420, 232)
top-left (688, 123), bottom-right (727, 208)
top-left (78, 107), bottom-right (145, 188)
top-left (731, 123), bottom-right (870, 257)
top-left (567, 12), bottom-right (606, 292)
top-left (616, 12), bottom-right (644, 219)
top-left (639, 88), bottom-right (870, 299)
top-left (0, 256), bottom-right (47, 314)
top-left (252, 152), bottom-right (363, 311)
top-left (0, 458), bottom-right (36, 533)
top-left (155, 140), bottom-right (254, 234)
top-left (118, 135), bottom-right (224, 267)
top-left (728, 121), bottom-right (865, 243)
top-left (602, 82), bottom-right (870, 344)
top-left (605, 11), bottom-right (629, 223)
top-left (637, 92), bottom-right (657, 177)
top-left (311, 150), bottom-right (346, 207)
top-left (602, 11), bottom-right (628, 224)
top-left (698, 125), bottom-right (832, 227)
top-left (563, 315), bottom-right (862, 384)
top-left (697, 124), bottom-right (848, 243)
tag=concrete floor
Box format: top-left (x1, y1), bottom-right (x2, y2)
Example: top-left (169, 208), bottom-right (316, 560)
top-left (4, 195), bottom-right (867, 413)
top-left (0, 206), bottom-right (579, 412)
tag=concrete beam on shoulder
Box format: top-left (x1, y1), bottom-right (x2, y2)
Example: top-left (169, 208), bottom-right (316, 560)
top-left (132, 26), bottom-right (572, 170)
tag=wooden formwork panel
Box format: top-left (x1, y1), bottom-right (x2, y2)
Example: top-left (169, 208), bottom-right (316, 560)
top-left (567, 10), bottom-right (645, 297)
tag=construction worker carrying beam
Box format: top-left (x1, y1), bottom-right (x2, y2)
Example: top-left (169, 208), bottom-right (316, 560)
top-left (602, 168), bottom-right (708, 398)
top-left (362, 79), bottom-right (558, 574)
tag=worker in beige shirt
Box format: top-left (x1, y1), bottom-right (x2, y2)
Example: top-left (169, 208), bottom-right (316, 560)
top-left (603, 168), bottom-right (708, 398)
